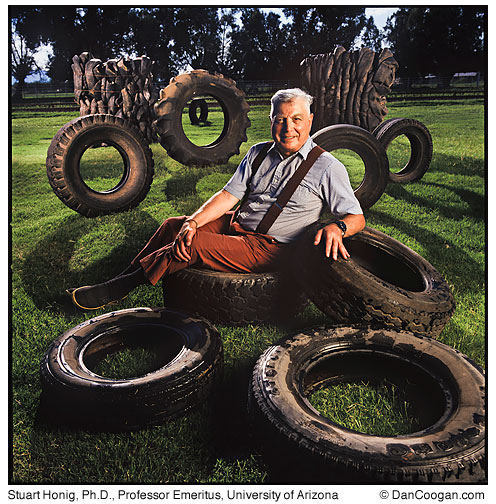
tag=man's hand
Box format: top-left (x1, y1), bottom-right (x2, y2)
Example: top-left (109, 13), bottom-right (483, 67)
top-left (313, 222), bottom-right (350, 261)
top-left (172, 219), bottom-right (198, 261)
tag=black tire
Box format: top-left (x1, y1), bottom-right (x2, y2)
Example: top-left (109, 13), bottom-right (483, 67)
top-left (188, 98), bottom-right (209, 125)
top-left (249, 326), bottom-right (486, 483)
top-left (311, 124), bottom-right (389, 210)
top-left (39, 307), bottom-right (223, 431)
top-left (373, 118), bottom-right (433, 183)
top-left (46, 114), bottom-right (154, 217)
top-left (162, 268), bottom-right (306, 326)
top-left (297, 225), bottom-right (455, 338)
top-left (153, 70), bottom-right (251, 166)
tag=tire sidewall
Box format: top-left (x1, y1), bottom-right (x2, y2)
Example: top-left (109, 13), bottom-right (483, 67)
top-left (311, 124), bottom-right (389, 209)
top-left (373, 118), bottom-right (433, 183)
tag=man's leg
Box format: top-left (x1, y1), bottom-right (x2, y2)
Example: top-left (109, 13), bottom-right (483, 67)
top-left (138, 227), bottom-right (284, 286)
top-left (69, 213), bottom-right (234, 309)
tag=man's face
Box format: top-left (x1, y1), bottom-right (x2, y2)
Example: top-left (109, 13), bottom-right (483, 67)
top-left (271, 99), bottom-right (313, 157)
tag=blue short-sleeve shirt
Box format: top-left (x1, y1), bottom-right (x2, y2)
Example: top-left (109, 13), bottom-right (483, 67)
top-left (223, 138), bottom-right (363, 243)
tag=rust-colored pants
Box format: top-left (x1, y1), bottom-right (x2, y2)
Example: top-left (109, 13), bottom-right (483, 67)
top-left (131, 211), bottom-right (286, 285)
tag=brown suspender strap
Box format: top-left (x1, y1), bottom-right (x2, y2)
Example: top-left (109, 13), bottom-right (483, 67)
top-left (233, 141), bottom-right (274, 221)
top-left (255, 145), bottom-right (326, 235)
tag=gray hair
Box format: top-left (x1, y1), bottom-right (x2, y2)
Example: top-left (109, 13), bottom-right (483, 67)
top-left (270, 88), bottom-right (314, 118)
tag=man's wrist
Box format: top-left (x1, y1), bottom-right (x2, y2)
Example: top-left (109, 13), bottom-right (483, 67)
top-left (185, 218), bottom-right (199, 229)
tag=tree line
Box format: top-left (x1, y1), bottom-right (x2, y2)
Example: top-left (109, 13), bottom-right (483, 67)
top-left (11, 6), bottom-right (486, 98)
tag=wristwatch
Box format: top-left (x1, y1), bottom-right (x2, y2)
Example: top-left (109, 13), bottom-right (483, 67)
top-left (335, 220), bottom-right (347, 236)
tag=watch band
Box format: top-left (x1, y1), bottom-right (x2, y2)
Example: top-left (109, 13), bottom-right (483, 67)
top-left (335, 220), bottom-right (347, 236)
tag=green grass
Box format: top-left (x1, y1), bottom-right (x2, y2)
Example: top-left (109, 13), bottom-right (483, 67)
top-left (11, 98), bottom-right (485, 483)
top-left (308, 381), bottom-right (419, 436)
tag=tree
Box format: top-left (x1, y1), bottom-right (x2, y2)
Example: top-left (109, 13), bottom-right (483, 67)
top-left (10, 7), bottom-right (45, 97)
top-left (359, 16), bottom-right (384, 53)
top-left (227, 8), bottom-right (290, 80)
top-left (282, 7), bottom-right (367, 77)
top-left (384, 7), bottom-right (486, 86)
top-left (11, 27), bottom-right (39, 99)
top-left (127, 8), bottom-right (177, 84)
top-left (172, 8), bottom-right (222, 74)
top-left (217, 8), bottom-right (239, 75)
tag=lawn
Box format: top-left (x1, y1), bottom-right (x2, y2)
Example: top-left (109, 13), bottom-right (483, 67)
top-left (10, 97), bottom-right (485, 483)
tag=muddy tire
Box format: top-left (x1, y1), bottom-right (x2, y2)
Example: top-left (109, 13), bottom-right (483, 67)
top-left (297, 225), bottom-right (455, 338)
top-left (153, 70), bottom-right (250, 166)
top-left (39, 307), bottom-right (223, 431)
top-left (249, 326), bottom-right (486, 483)
top-left (373, 118), bottom-right (433, 183)
top-left (311, 124), bottom-right (389, 210)
top-left (46, 114), bottom-right (154, 217)
top-left (162, 268), bottom-right (306, 326)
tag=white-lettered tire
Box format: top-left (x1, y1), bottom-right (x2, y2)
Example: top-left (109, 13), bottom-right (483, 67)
top-left (249, 326), bottom-right (486, 483)
top-left (39, 307), bottom-right (223, 431)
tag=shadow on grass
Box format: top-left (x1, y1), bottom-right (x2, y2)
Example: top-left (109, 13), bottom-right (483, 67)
top-left (366, 208), bottom-right (483, 296)
top-left (20, 210), bottom-right (160, 314)
top-left (425, 151), bottom-right (484, 178)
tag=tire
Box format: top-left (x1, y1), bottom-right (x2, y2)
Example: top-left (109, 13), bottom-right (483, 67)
top-left (46, 114), bottom-right (154, 217)
top-left (188, 98), bottom-right (209, 125)
top-left (153, 70), bottom-right (251, 166)
top-left (249, 326), bottom-right (486, 483)
top-left (162, 268), bottom-right (306, 326)
top-left (311, 124), bottom-right (389, 210)
top-left (297, 225), bottom-right (455, 338)
top-left (39, 307), bottom-right (223, 431)
top-left (372, 118), bottom-right (433, 183)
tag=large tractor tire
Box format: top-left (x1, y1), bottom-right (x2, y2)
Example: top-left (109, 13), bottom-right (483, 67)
top-left (153, 70), bottom-right (250, 166)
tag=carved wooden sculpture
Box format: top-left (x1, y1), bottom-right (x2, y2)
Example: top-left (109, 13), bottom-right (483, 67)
top-left (301, 46), bottom-right (398, 133)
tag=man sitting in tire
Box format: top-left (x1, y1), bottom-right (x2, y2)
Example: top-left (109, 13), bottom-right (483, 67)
top-left (68, 88), bottom-right (365, 310)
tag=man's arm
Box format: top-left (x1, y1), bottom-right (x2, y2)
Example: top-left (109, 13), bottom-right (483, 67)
top-left (173, 189), bottom-right (240, 261)
top-left (313, 213), bottom-right (365, 261)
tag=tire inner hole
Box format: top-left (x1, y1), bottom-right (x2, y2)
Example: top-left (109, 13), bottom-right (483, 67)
top-left (82, 323), bottom-right (184, 379)
top-left (331, 148), bottom-right (366, 190)
top-left (343, 238), bottom-right (426, 291)
top-left (303, 350), bottom-right (450, 436)
top-left (182, 95), bottom-right (227, 147)
top-left (79, 142), bottom-right (128, 193)
top-left (386, 134), bottom-right (415, 174)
